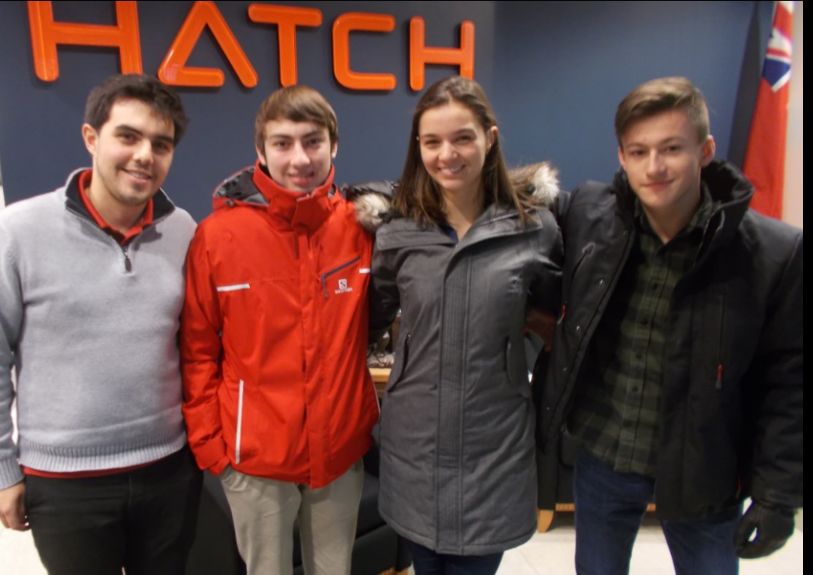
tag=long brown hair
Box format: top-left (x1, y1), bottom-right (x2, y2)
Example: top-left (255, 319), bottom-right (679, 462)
top-left (394, 76), bottom-right (531, 226)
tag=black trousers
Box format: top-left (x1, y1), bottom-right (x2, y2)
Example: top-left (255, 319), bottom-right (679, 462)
top-left (25, 446), bottom-right (202, 575)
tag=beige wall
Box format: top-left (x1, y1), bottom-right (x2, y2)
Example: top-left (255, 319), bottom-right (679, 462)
top-left (783, 1), bottom-right (804, 228)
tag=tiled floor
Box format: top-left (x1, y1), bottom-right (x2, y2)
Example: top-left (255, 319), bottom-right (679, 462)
top-left (495, 513), bottom-right (804, 575)
top-left (1, 511), bottom-right (803, 574)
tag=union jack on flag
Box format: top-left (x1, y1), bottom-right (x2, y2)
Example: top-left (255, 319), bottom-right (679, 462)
top-left (743, 1), bottom-right (794, 219)
top-left (762, 4), bottom-right (793, 91)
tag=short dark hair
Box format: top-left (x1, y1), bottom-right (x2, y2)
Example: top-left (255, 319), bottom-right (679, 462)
top-left (395, 75), bottom-right (531, 226)
top-left (615, 76), bottom-right (710, 146)
top-left (254, 85), bottom-right (338, 152)
top-left (84, 74), bottom-right (188, 144)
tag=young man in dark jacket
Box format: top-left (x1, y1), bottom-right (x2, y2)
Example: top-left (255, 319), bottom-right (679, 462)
top-left (539, 76), bottom-right (802, 575)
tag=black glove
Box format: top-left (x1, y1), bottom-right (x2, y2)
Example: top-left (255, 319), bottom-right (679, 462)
top-left (734, 500), bottom-right (795, 559)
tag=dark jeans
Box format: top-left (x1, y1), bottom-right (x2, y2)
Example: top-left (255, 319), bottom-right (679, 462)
top-left (573, 448), bottom-right (740, 575)
top-left (25, 446), bottom-right (202, 575)
top-left (404, 539), bottom-right (503, 575)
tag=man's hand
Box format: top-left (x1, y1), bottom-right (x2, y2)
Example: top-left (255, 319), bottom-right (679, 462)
top-left (734, 500), bottom-right (795, 559)
top-left (0, 481), bottom-right (28, 531)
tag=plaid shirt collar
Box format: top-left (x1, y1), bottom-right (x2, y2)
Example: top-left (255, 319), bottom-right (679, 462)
top-left (634, 184), bottom-right (716, 245)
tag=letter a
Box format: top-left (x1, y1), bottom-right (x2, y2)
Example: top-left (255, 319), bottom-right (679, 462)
top-left (158, 1), bottom-right (257, 88)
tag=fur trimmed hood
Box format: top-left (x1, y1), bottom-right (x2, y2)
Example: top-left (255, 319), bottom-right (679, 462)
top-left (508, 161), bottom-right (560, 208)
top-left (343, 180), bottom-right (396, 233)
top-left (345, 161), bottom-right (560, 232)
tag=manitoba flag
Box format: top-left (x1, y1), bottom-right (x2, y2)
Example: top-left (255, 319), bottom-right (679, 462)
top-left (743, 1), bottom-right (794, 219)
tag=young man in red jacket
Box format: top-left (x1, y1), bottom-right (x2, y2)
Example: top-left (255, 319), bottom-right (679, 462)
top-left (181, 85), bottom-right (380, 575)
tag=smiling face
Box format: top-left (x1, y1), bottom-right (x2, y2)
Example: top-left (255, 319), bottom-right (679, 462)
top-left (82, 98), bottom-right (175, 212)
top-left (417, 101), bottom-right (496, 205)
top-left (618, 107), bottom-right (715, 229)
top-left (256, 119), bottom-right (336, 194)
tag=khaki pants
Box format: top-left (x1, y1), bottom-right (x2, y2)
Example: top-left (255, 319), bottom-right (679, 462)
top-left (220, 460), bottom-right (364, 575)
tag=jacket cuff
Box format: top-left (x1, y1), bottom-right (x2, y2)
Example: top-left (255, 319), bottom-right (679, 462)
top-left (191, 438), bottom-right (227, 473)
top-left (209, 458), bottom-right (230, 476)
top-left (750, 478), bottom-right (803, 511)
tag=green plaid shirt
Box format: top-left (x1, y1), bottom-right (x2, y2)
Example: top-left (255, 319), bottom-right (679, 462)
top-left (570, 189), bottom-right (715, 477)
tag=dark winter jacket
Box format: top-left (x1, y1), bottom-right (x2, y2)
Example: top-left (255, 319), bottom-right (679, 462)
top-left (539, 160), bottom-right (803, 519)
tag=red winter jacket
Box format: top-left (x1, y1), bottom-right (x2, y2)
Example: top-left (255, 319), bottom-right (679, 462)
top-left (181, 163), bottom-right (378, 488)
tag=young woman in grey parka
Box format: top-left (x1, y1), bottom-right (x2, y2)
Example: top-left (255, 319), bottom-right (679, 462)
top-left (369, 76), bottom-right (563, 574)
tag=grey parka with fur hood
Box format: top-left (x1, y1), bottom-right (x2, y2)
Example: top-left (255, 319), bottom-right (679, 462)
top-left (367, 164), bottom-right (563, 555)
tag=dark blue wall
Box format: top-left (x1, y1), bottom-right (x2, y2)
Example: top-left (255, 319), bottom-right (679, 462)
top-left (0, 1), bottom-right (771, 222)
top-left (490, 1), bottom-right (771, 189)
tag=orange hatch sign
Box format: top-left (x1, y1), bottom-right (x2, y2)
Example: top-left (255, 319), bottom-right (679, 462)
top-left (27, 1), bottom-right (475, 91)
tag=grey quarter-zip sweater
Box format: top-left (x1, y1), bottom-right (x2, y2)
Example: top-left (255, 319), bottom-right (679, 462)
top-left (0, 168), bottom-right (196, 489)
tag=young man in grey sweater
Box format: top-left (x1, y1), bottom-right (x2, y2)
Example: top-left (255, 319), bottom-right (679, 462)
top-left (0, 74), bottom-right (201, 574)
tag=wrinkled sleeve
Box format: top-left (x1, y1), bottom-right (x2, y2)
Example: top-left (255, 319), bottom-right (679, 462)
top-left (747, 230), bottom-right (803, 509)
top-left (369, 238), bottom-right (401, 344)
top-left (180, 228), bottom-right (229, 475)
top-left (0, 222), bottom-right (24, 489)
top-left (528, 210), bottom-right (564, 315)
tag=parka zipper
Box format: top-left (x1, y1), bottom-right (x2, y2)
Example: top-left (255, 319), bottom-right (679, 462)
top-left (445, 217), bottom-right (542, 271)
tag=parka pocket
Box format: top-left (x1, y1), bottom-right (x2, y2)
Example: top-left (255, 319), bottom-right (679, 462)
top-left (385, 332), bottom-right (411, 393)
top-left (377, 332), bottom-right (410, 452)
top-left (505, 338), bottom-right (532, 398)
